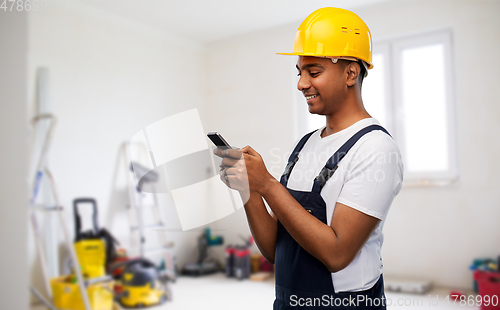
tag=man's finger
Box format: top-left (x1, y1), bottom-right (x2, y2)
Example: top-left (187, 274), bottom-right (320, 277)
top-left (225, 148), bottom-right (243, 159)
top-left (219, 168), bottom-right (230, 185)
top-left (213, 147), bottom-right (242, 159)
top-left (221, 156), bottom-right (241, 167)
top-left (213, 147), bottom-right (226, 158)
top-left (224, 167), bottom-right (239, 176)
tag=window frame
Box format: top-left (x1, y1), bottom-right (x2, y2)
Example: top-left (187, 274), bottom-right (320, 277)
top-left (380, 29), bottom-right (458, 184)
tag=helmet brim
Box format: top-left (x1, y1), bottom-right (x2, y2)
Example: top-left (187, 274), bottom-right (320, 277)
top-left (276, 53), bottom-right (374, 70)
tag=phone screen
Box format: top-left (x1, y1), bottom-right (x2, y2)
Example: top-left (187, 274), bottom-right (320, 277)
top-left (207, 132), bottom-right (231, 149)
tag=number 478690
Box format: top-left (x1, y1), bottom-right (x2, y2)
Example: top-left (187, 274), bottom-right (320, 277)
top-left (1, 0), bottom-right (52, 11)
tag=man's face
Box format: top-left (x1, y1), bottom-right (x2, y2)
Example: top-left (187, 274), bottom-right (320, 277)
top-left (296, 56), bottom-right (347, 115)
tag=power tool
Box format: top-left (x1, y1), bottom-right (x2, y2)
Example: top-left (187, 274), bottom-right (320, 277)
top-left (181, 227), bottom-right (224, 276)
top-left (110, 258), bottom-right (169, 308)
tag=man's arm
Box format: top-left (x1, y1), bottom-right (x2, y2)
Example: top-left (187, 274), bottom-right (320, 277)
top-left (242, 192), bottom-right (277, 263)
top-left (217, 146), bottom-right (380, 272)
top-left (260, 181), bottom-right (380, 272)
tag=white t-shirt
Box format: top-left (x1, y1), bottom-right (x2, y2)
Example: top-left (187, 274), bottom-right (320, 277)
top-left (286, 118), bottom-right (404, 293)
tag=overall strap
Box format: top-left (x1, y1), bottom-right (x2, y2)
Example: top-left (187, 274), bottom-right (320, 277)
top-left (280, 129), bottom-right (318, 186)
top-left (311, 125), bottom-right (391, 194)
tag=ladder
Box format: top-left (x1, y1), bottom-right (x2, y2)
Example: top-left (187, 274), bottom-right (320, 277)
top-left (29, 114), bottom-right (92, 310)
top-left (121, 142), bottom-right (176, 283)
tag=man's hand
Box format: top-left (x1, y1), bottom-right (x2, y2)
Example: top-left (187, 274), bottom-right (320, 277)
top-left (213, 147), bottom-right (250, 203)
top-left (213, 146), bottom-right (276, 197)
top-left (213, 147), bottom-right (279, 262)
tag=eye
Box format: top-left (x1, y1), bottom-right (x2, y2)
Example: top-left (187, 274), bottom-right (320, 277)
top-left (297, 71), bottom-right (301, 76)
top-left (309, 71), bottom-right (320, 77)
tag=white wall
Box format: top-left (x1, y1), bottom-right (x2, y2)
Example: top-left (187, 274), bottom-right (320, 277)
top-left (205, 0), bottom-right (500, 289)
top-left (0, 10), bottom-right (29, 310)
top-left (27, 1), bottom-right (208, 299)
top-left (22, 0), bottom-right (500, 300)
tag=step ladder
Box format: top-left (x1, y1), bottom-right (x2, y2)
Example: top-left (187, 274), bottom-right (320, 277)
top-left (29, 114), bottom-right (93, 310)
top-left (121, 142), bottom-right (176, 284)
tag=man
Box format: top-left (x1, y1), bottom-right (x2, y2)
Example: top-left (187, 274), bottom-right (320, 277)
top-left (215, 7), bottom-right (403, 309)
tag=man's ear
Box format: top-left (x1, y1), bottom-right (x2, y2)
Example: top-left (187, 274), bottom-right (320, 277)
top-left (346, 62), bottom-right (360, 87)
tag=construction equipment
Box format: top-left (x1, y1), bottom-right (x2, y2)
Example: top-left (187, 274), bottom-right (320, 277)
top-left (28, 113), bottom-right (93, 310)
top-left (277, 7), bottom-right (374, 70)
top-left (50, 275), bottom-right (114, 310)
top-left (225, 235), bottom-right (254, 280)
top-left (73, 198), bottom-right (119, 279)
top-left (122, 142), bottom-right (176, 289)
top-left (110, 258), bottom-right (169, 308)
top-left (73, 198), bottom-right (107, 279)
top-left (182, 227), bottom-right (224, 276)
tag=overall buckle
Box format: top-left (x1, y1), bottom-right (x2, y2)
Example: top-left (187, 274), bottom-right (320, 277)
top-left (314, 165), bottom-right (339, 187)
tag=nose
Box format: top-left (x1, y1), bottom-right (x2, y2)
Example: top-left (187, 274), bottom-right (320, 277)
top-left (297, 74), bottom-right (310, 92)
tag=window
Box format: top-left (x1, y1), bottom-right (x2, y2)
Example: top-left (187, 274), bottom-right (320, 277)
top-left (294, 30), bottom-right (458, 185)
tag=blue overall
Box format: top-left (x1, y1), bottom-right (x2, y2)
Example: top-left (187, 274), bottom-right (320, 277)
top-left (273, 125), bottom-right (390, 310)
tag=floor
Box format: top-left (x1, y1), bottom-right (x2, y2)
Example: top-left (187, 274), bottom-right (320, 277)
top-left (31, 273), bottom-right (480, 310)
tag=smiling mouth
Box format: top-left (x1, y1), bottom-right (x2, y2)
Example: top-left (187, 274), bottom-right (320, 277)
top-left (305, 94), bottom-right (318, 100)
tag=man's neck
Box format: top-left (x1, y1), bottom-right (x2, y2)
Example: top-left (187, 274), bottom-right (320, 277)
top-left (321, 107), bottom-right (371, 138)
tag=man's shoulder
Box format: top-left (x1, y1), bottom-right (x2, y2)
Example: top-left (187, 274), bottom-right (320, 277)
top-left (337, 130), bottom-right (404, 181)
top-left (348, 130), bottom-right (402, 162)
top-left (352, 126), bottom-right (396, 148)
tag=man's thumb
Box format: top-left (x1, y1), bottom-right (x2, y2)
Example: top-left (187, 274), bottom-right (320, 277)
top-left (242, 145), bottom-right (257, 155)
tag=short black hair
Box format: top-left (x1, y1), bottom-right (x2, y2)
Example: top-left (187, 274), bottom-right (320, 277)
top-left (357, 59), bottom-right (366, 88)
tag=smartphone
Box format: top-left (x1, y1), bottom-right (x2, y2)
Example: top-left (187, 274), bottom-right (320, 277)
top-left (207, 132), bottom-right (231, 149)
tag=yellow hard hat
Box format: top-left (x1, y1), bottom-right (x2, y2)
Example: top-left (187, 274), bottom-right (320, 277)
top-left (277, 7), bottom-right (374, 69)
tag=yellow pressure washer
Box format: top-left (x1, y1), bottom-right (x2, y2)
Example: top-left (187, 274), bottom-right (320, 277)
top-left (73, 198), bottom-right (119, 279)
top-left (109, 258), bottom-right (168, 308)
